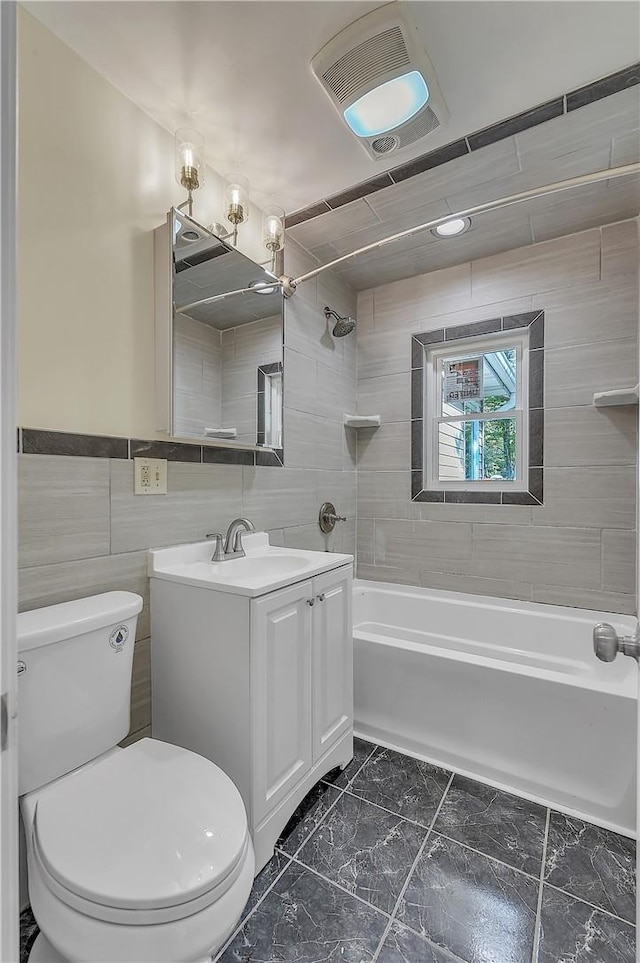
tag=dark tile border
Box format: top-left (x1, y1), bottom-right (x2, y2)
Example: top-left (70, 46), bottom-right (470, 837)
top-left (285, 63), bottom-right (639, 228)
top-left (130, 438), bottom-right (201, 463)
top-left (18, 427), bottom-right (285, 468)
top-left (467, 98), bottom-right (564, 151)
top-left (22, 428), bottom-right (128, 459)
top-left (567, 62), bottom-right (640, 112)
top-left (411, 311), bottom-right (544, 505)
top-left (203, 446), bottom-right (254, 466)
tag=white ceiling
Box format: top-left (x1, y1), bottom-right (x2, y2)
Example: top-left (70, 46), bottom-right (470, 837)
top-left (21, 0), bottom-right (640, 214)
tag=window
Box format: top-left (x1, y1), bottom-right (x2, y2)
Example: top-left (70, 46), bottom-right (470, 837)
top-left (411, 312), bottom-right (544, 505)
top-left (428, 332), bottom-right (527, 490)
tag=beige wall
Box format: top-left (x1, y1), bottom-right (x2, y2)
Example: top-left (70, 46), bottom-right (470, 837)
top-left (16, 11), bottom-right (358, 749)
top-left (356, 220), bottom-right (639, 614)
top-left (17, 9), bottom-right (268, 439)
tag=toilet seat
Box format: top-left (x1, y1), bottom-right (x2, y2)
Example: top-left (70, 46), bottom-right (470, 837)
top-left (30, 738), bottom-right (250, 925)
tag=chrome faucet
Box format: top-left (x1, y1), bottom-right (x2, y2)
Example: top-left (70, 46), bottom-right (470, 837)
top-left (205, 518), bottom-right (255, 562)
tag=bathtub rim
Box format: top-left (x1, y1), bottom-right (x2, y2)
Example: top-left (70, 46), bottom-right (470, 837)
top-left (353, 577), bottom-right (637, 632)
top-left (353, 577), bottom-right (637, 698)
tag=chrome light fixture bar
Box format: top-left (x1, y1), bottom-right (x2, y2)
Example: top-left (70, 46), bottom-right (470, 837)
top-left (279, 163), bottom-right (640, 297)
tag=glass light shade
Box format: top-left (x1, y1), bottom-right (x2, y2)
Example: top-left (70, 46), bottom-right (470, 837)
top-left (432, 217), bottom-right (471, 238)
top-left (224, 174), bottom-right (250, 225)
top-left (262, 205), bottom-right (285, 253)
top-left (343, 70), bottom-right (429, 138)
top-left (174, 128), bottom-right (205, 190)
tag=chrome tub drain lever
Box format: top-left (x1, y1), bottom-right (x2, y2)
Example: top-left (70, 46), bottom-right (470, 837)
top-left (593, 622), bottom-right (640, 662)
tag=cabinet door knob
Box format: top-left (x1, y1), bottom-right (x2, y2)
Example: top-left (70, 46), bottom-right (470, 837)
top-left (317, 593), bottom-right (326, 602)
top-left (306, 598), bottom-right (315, 606)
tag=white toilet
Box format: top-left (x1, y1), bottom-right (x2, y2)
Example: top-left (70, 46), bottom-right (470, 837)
top-left (18, 591), bottom-right (254, 963)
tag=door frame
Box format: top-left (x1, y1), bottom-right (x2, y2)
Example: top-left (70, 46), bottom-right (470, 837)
top-left (0, 1), bottom-right (19, 959)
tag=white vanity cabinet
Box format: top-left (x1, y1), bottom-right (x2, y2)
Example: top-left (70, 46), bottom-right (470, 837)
top-left (150, 557), bottom-right (353, 873)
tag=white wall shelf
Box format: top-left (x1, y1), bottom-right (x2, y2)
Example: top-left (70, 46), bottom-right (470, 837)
top-left (343, 414), bottom-right (381, 428)
top-left (592, 385), bottom-right (639, 408)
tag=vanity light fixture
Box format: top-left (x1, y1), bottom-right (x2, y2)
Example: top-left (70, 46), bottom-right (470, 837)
top-left (222, 173), bottom-right (250, 246)
top-left (174, 128), bottom-right (205, 218)
top-left (261, 205), bottom-right (285, 271)
top-left (431, 217), bottom-right (471, 239)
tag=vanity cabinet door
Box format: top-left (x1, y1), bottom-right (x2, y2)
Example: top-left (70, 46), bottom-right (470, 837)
top-left (311, 566), bottom-right (353, 764)
top-left (251, 581), bottom-right (313, 826)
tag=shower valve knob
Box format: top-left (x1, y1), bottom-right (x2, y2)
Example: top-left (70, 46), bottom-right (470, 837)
top-left (319, 502), bottom-right (346, 534)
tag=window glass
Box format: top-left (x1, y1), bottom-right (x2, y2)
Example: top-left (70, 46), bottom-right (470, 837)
top-left (438, 418), bottom-right (517, 482)
top-left (440, 348), bottom-right (516, 416)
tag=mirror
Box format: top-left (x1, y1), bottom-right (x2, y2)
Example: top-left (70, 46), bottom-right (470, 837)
top-left (155, 209), bottom-right (284, 449)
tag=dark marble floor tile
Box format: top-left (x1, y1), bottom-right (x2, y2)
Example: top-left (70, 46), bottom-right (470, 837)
top-left (347, 746), bottom-right (451, 827)
top-left (544, 812), bottom-right (636, 923)
top-left (241, 850), bottom-right (291, 923)
top-left (322, 737), bottom-right (376, 790)
top-left (376, 922), bottom-right (455, 962)
top-left (20, 907), bottom-right (38, 963)
top-left (218, 861), bottom-right (387, 962)
top-left (276, 782), bottom-right (341, 856)
top-left (296, 791), bottom-right (426, 914)
top-left (537, 885), bottom-right (636, 963)
top-left (433, 774), bottom-right (547, 876)
top-left (397, 833), bottom-right (538, 963)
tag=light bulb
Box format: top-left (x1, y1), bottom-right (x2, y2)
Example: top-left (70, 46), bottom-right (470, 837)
top-left (174, 128), bottom-right (204, 193)
top-left (224, 174), bottom-right (250, 226)
top-left (431, 217), bottom-right (471, 239)
top-left (262, 205), bottom-right (285, 254)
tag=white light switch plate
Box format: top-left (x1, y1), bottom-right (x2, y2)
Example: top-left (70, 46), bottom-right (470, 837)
top-left (134, 457), bottom-right (167, 495)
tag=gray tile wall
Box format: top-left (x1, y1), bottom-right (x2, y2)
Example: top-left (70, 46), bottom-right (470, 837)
top-left (356, 220), bottom-right (639, 615)
top-left (17, 239), bottom-right (357, 743)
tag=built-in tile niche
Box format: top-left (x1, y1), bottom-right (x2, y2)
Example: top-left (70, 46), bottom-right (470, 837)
top-left (411, 311), bottom-right (544, 505)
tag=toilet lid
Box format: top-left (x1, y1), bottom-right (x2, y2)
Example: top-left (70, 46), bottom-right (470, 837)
top-left (33, 739), bottom-right (249, 911)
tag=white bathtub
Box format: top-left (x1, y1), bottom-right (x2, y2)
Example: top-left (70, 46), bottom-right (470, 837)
top-left (353, 579), bottom-right (638, 837)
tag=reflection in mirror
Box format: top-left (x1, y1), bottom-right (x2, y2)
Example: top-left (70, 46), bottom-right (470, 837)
top-left (257, 363), bottom-right (283, 448)
top-left (167, 209), bottom-right (284, 448)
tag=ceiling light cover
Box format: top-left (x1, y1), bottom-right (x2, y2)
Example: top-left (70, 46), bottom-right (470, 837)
top-left (432, 217), bottom-right (471, 238)
top-left (343, 70), bottom-right (429, 137)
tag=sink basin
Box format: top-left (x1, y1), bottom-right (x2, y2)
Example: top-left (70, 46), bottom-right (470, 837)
top-left (148, 533), bottom-right (353, 597)
top-left (209, 554), bottom-right (305, 580)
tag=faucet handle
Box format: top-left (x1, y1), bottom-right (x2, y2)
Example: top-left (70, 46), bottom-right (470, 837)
top-left (205, 532), bottom-right (225, 561)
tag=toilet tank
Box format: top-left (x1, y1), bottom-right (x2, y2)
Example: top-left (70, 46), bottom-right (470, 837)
top-left (17, 592), bottom-right (143, 795)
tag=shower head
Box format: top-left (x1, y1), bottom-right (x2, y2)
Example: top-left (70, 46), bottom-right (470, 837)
top-left (324, 306), bottom-right (356, 338)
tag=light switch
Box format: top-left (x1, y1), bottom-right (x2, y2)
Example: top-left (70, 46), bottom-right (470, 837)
top-left (134, 457), bottom-right (167, 495)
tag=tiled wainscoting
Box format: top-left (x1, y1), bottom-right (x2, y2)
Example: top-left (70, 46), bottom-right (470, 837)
top-left (356, 219), bottom-right (639, 614)
top-left (17, 239), bottom-right (357, 744)
top-left (23, 739), bottom-right (634, 962)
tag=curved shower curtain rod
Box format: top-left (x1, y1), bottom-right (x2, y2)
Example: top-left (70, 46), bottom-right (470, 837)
top-left (175, 164), bottom-right (640, 313)
top-left (279, 162), bottom-right (640, 297)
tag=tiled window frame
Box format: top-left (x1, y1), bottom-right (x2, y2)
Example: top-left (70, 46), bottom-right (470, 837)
top-left (411, 311), bottom-right (544, 505)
